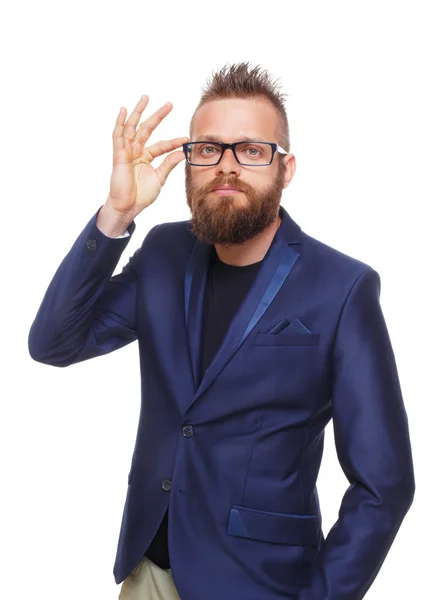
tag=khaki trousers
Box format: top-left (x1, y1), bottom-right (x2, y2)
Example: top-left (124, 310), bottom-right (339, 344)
top-left (118, 557), bottom-right (181, 600)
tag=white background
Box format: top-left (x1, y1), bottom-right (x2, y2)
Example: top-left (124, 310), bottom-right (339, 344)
top-left (1, 1), bottom-right (424, 598)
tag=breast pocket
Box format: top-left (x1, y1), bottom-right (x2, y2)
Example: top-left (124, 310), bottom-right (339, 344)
top-left (254, 332), bottom-right (320, 346)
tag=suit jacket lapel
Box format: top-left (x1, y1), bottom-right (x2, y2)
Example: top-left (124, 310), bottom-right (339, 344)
top-left (184, 205), bottom-right (302, 410)
top-left (185, 239), bottom-right (213, 391)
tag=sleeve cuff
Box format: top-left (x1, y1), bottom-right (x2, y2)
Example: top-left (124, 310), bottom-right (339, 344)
top-left (115, 230), bottom-right (130, 239)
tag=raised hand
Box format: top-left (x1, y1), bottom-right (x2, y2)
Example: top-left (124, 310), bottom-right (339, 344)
top-left (107, 94), bottom-right (189, 219)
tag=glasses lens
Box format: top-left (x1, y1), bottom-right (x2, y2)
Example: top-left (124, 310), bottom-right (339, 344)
top-left (186, 142), bottom-right (223, 165)
top-left (235, 142), bottom-right (273, 165)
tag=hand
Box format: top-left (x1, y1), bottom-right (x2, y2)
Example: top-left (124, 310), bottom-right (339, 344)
top-left (107, 94), bottom-right (189, 219)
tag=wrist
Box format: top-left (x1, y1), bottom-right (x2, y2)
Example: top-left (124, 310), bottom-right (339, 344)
top-left (96, 202), bottom-right (135, 238)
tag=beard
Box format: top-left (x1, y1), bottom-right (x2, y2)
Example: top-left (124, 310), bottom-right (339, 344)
top-left (185, 161), bottom-right (285, 245)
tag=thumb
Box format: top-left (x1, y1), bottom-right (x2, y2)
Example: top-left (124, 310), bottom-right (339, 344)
top-left (155, 150), bottom-right (186, 187)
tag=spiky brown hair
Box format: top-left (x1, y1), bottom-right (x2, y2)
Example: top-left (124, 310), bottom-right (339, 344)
top-left (191, 62), bottom-right (290, 152)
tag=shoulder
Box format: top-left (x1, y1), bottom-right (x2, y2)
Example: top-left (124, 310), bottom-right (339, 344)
top-left (295, 225), bottom-right (380, 303)
top-left (301, 229), bottom-right (374, 275)
top-left (281, 206), bottom-right (376, 283)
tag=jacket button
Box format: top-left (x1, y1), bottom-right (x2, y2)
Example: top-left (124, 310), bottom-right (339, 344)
top-left (161, 479), bottom-right (172, 492)
top-left (182, 424), bottom-right (194, 438)
top-left (85, 237), bottom-right (97, 251)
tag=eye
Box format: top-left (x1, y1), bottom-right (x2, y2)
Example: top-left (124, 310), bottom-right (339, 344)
top-left (200, 145), bottom-right (220, 155)
top-left (236, 143), bottom-right (268, 160)
top-left (246, 146), bottom-right (262, 156)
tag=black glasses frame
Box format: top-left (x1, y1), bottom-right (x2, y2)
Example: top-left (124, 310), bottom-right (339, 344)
top-left (182, 141), bottom-right (288, 166)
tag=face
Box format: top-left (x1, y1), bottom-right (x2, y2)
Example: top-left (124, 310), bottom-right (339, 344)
top-left (185, 97), bottom-right (294, 245)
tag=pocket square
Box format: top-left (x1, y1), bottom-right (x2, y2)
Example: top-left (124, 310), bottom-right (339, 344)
top-left (270, 318), bottom-right (312, 335)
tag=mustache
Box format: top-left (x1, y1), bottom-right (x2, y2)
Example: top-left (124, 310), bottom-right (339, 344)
top-left (195, 176), bottom-right (252, 195)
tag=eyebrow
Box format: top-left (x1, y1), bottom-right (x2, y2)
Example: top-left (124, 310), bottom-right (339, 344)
top-left (193, 135), bottom-right (269, 143)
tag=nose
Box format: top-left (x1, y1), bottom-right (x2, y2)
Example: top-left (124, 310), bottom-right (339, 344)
top-left (215, 147), bottom-right (241, 176)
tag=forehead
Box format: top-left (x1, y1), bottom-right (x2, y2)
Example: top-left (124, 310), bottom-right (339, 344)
top-left (191, 97), bottom-right (279, 142)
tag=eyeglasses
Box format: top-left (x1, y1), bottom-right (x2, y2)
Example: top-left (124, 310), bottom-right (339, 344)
top-left (183, 141), bottom-right (288, 166)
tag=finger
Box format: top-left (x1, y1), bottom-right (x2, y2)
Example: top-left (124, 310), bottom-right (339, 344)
top-left (122, 95), bottom-right (150, 141)
top-left (134, 102), bottom-right (173, 146)
top-left (112, 107), bottom-right (128, 153)
top-left (145, 136), bottom-right (190, 160)
top-left (155, 150), bottom-right (186, 187)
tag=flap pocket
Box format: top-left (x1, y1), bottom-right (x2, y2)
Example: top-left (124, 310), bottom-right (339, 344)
top-left (254, 333), bottom-right (320, 346)
top-left (228, 505), bottom-right (319, 546)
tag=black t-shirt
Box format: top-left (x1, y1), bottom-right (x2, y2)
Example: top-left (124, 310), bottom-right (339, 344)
top-left (144, 246), bottom-right (263, 569)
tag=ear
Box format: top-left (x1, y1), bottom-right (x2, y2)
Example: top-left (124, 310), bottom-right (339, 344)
top-left (282, 154), bottom-right (296, 190)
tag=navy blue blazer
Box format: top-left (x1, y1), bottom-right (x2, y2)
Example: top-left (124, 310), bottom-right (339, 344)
top-left (28, 204), bottom-right (414, 600)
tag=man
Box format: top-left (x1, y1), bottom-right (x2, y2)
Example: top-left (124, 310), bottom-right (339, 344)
top-left (28, 63), bottom-right (415, 600)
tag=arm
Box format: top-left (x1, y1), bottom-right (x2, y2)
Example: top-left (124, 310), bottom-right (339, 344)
top-left (28, 93), bottom-right (187, 367)
top-left (298, 268), bottom-right (415, 600)
top-left (28, 205), bottom-right (157, 367)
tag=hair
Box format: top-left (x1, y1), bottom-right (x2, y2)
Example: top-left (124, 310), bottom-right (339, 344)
top-left (191, 62), bottom-right (290, 152)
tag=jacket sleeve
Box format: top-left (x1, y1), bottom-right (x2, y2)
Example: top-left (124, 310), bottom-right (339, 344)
top-left (298, 268), bottom-right (415, 600)
top-left (28, 206), bottom-right (158, 367)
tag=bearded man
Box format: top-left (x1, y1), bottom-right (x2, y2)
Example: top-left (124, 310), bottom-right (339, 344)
top-left (29, 62), bottom-right (415, 600)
